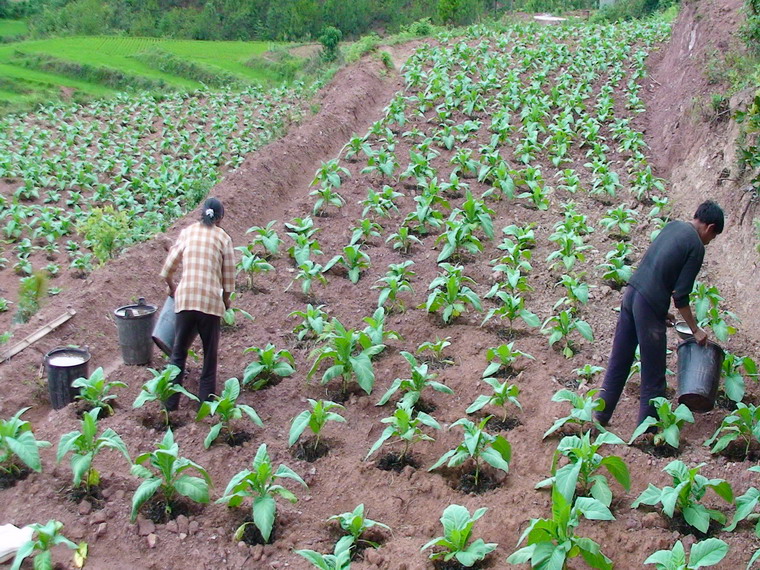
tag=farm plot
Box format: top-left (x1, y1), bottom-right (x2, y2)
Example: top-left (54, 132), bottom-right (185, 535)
top-left (0, 81), bottom-right (317, 332)
top-left (3, 16), bottom-right (760, 570)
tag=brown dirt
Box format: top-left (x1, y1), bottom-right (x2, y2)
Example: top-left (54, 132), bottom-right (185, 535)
top-left (2, 6), bottom-right (760, 570)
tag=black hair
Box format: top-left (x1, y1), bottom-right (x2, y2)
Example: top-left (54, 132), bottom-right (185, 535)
top-left (693, 200), bottom-right (724, 234)
top-left (200, 197), bottom-right (224, 226)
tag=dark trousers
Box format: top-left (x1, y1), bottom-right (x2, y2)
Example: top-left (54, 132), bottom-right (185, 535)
top-left (598, 286), bottom-right (667, 425)
top-left (166, 310), bottom-right (220, 410)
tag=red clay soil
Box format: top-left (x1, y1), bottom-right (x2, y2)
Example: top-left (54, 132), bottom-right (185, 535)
top-left (2, 5), bottom-right (760, 569)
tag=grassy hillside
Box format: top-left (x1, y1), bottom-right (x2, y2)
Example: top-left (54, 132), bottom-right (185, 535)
top-left (0, 35), bottom-right (308, 112)
top-left (0, 19), bottom-right (27, 38)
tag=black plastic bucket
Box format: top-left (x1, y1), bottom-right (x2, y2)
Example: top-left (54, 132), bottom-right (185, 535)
top-left (676, 338), bottom-right (725, 412)
top-left (45, 346), bottom-right (91, 409)
top-left (152, 296), bottom-right (176, 356)
top-left (114, 298), bottom-right (157, 365)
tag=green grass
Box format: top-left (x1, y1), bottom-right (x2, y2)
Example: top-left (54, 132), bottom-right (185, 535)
top-left (0, 19), bottom-right (28, 39)
top-left (0, 35), bottom-right (295, 110)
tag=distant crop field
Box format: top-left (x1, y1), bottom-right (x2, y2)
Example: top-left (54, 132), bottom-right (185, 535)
top-left (0, 35), bottom-right (292, 110)
top-left (0, 19), bottom-right (28, 38)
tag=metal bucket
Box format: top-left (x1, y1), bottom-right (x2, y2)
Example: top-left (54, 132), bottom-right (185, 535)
top-left (676, 338), bottom-right (725, 412)
top-left (114, 298), bottom-right (157, 365)
top-left (152, 296), bottom-right (176, 356)
top-left (45, 346), bottom-right (91, 409)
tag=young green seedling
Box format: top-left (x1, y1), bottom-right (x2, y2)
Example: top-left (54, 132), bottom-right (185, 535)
top-left (72, 366), bottom-right (126, 417)
top-left (289, 399), bottom-right (346, 452)
top-left (133, 365), bottom-right (199, 426)
top-left (216, 443), bottom-right (307, 543)
top-left (629, 397), bottom-right (694, 449)
top-left (130, 428), bottom-right (211, 522)
top-left (243, 343), bottom-right (296, 390)
top-left (1, 407), bottom-right (51, 475)
top-left (295, 535), bottom-right (353, 569)
top-left (421, 504), bottom-right (497, 567)
top-left (196, 377), bottom-right (264, 448)
top-left (376, 351), bottom-right (453, 407)
top-left (57, 407), bottom-right (130, 491)
top-left (328, 503), bottom-right (390, 548)
top-left (366, 401), bottom-right (440, 462)
top-left (632, 460), bottom-right (734, 533)
top-left (644, 538), bottom-right (728, 570)
top-left (467, 378), bottom-right (522, 423)
top-left (10, 520), bottom-right (79, 570)
top-left (543, 388), bottom-right (607, 438)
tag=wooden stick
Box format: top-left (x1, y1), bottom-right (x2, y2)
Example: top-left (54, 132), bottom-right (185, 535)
top-left (0, 307), bottom-right (76, 363)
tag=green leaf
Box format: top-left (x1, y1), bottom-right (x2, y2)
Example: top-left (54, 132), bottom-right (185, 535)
top-left (7, 431), bottom-right (44, 472)
top-left (174, 475), bottom-right (210, 504)
top-left (289, 410), bottom-right (311, 447)
top-left (689, 538), bottom-right (728, 568)
top-left (253, 494), bottom-right (277, 543)
top-left (204, 423), bottom-right (223, 449)
top-left (130, 477), bottom-right (162, 521)
top-left (600, 456), bottom-right (630, 490)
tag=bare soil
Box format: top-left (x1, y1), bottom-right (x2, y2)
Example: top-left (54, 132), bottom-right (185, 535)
top-left (2, 3), bottom-right (760, 569)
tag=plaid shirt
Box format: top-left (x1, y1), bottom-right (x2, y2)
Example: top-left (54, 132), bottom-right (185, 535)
top-left (160, 222), bottom-right (235, 317)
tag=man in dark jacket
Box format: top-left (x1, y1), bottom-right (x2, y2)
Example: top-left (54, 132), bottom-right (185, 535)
top-left (595, 200), bottom-right (724, 427)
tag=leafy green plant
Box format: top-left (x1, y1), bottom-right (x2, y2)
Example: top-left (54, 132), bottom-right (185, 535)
top-left (378, 351), bottom-right (453, 408)
top-left (704, 402), bottom-right (760, 457)
top-left (196, 377), bottom-right (264, 448)
top-left (329, 503), bottom-right (390, 548)
top-left (466, 378), bottom-right (522, 422)
top-left (421, 504), bottom-right (497, 567)
top-left (543, 389), bottom-right (607, 439)
top-left (0, 407), bottom-right (51, 475)
top-left (10, 520), bottom-right (79, 570)
top-left (246, 220), bottom-right (282, 257)
top-left (235, 247), bottom-right (274, 290)
top-left (14, 271), bottom-right (48, 323)
top-left (720, 352), bottom-right (758, 403)
top-left (424, 263), bottom-right (482, 324)
top-left (222, 291), bottom-right (254, 327)
top-left (482, 342), bottom-right (534, 378)
top-left (72, 366), bottom-right (126, 417)
top-left (216, 443), bottom-right (307, 543)
top-left (536, 431), bottom-right (630, 507)
top-left (349, 218), bottom-right (382, 246)
top-left (507, 486), bottom-right (614, 569)
top-left (481, 291), bottom-right (540, 331)
top-left (541, 310), bottom-right (594, 358)
top-left (133, 365), bottom-right (198, 426)
top-left (57, 407), bottom-right (130, 492)
top-left (429, 417), bottom-right (511, 487)
top-left (295, 535), bottom-right (353, 570)
top-left (243, 344), bottom-right (296, 390)
top-left (289, 303), bottom-right (329, 341)
top-left (629, 397), bottom-right (695, 449)
top-left (366, 401), bottom-right (441, 462)
top-left (308, 318), bottom-right (383, 395)
top-left (386, 225), bottom-right (422, 254)
top-left (632, 460), bottom-right (734, 533)
top-left (374, 260), bottom-right (415, 312)
top-left (644, 538), bottom-right (729, 570)
top-left (289, 399), bottom-right (346, 451)
top-left (416, 336), bottom-right (454, 366)
top-left (600, 204), bottom-right (637, 237)
top-left (291, 259), bottom-right (329, 296)
top-left (573, 364), bottom-right (605, 386)
top-left (130, 428), bottom-right (211, 522)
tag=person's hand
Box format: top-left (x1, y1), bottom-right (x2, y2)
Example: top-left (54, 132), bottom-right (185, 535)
top-left (693, 328), bottom-right (708, 346)
top-left (665, 312), bottom-right (676, 326)
top-left (166, 282), bottom-right (176, 298)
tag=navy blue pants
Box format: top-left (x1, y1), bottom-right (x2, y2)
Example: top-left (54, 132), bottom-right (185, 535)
top-left (598, 286), bottom-right (667, 425)
top-left (166, 310), bottom-right (220, 411)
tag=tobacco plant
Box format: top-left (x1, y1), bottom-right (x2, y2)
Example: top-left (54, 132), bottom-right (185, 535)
top-left (130, 428), bottom-right (211, 522)
top-left (632, 460), bottom-right (734, 534)
top-left (216, 443), bottom-right (307, 543)
top-left (720, 352), bottom-right (758, 403)
top-left (466, 378), bottom-right (522, 422)
top-left (366, 402), bottom-right (440, 461)
top-left (424, 263), bottom-right (482, 324)
top-left (289, 399), bottom-right (346, 451)
top-left (0, 407), bottom-right (51, 474)
top-left (10, 520), bottom-right (80, 570)
top-left (385, 226), bottom-right (422, 254)
top-left (507, 486), bottom-right (614, 569)
top-left (644, 538), bottom-right (728, 570)
top-left (629, 397), bottom-right (694, 449)
top-left (541, 310), bottom-right (594, 358)
top-left (543, 389), bottom-right (607, 438)
top-left (295, 535), bottom-right (353, 570)
top-left (421, 504), bottom-right (497, 567)
top-left (289, 303), bottom-right (329, 341)
top-left (417, 336), bottom-right (454, 366)
top-left (133, 365), bottom-right (199, 426)
top-left (196, 377), bottom-right (264, 448)
top-left (482, 342), bottom-right (534, 377)
top-left (376, 351), bottom-right (453, 407)
top-left (325, 244), bottom-right (371, 284)
top-left (71, 366), bottom-right (126, 417)
top-left (242, 343), bottom-right (296, 390)
top-left (536, 431), bottom-right (630, 507)
top-left (57, 407), bottom-right (130, 491)
top-left (246, 221), bottom-right (282, 257)
top-left (329, 503), bottom-right (390, 548)
top-left (725, 466), bottom-right (760, 567)
top-left (704, 402), bottom-right (760, 457)
top-left (374, 260), bottom-right (415, 312)
top-left (429, 417), bottom-right (511, 487)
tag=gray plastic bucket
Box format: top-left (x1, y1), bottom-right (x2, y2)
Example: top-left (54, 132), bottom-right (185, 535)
top-left (45, 346), bottom-right (91, 409)
top-left (152, 296), bottom-right (176, 356)
top-left (676, 338), bottom-right (725, 412)
top-left (114, 298), bottom-right (156, 365)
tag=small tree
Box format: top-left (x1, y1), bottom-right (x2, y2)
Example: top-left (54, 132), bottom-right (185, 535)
top-left (319, 26), bottom-right (342, 62)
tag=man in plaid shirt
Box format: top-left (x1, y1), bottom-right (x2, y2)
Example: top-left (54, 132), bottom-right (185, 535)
top-left (160, 197), bottom-right (235, 410)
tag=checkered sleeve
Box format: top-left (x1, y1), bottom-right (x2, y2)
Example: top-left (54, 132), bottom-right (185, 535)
top-left (160, 229), bottom-right (186, 279)
top-left (221, 233), bottom-right (235, 294)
